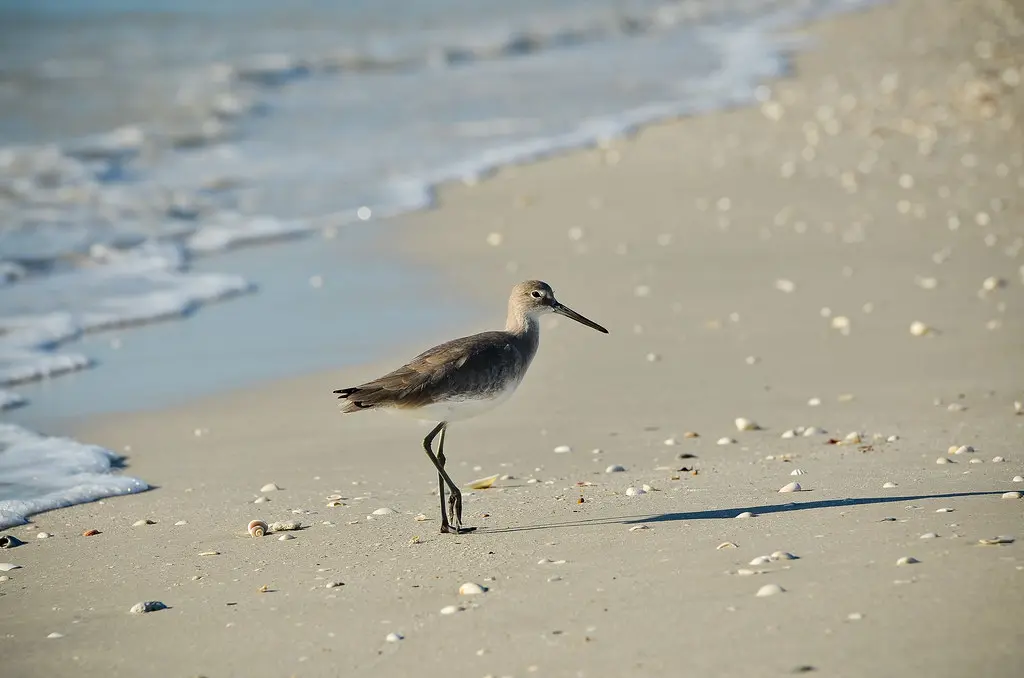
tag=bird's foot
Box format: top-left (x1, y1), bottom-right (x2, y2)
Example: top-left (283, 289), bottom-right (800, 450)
top-left (440, 524), bottom-right (476, 535)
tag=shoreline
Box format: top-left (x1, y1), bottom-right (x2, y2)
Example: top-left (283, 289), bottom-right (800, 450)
top-left (4, 0), bottom-right (1024, 676)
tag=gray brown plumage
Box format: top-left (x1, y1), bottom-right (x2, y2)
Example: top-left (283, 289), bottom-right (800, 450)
top-left (333, 280), bottom-right (607, 533)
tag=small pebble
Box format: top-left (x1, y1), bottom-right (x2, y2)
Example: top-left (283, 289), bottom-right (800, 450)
top-left (847, 612), bottom-right (864, 621)
top-left (663, 437), bottom-right (678, 446)
top-left (803, 427), bottom-right (827, 436)
top-left (270, 520), bottom-right (301, 531)
top-left (781, 430), bottom-right (797, 439)
top-left (807, 397), bottom-right (822, 407)
top-left (130, 601), bottom-right (167, 614)
top-left (756, 584), bottom-right (785, 597)
top-left (778, 482), bottom-right (802, 493)
top-left (896, 556), bottom-right (920, 566)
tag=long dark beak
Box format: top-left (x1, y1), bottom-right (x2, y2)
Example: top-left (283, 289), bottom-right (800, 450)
top-left (552, 301), bottom-right (608, 334)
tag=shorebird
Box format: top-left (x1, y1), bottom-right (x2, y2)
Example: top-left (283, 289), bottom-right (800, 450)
top-left (333, 280), bottom-right (607, 534)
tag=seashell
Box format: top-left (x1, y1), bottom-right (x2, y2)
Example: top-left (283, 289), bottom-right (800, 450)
top-left (385, 632), bottom-right (404, 642)
top-left (198, 551), bottom-right (220, 556)
top-left (790, 469), bottom-right (806, 476)
top-left (174, 521), bottom-right (187, 526)
top-left (663, 437), bottom-right (678, 446)
top-left (413, 514), bottom-right (428, 521)
top-left (553, 445), bottom-right (571, 454)
top-left (992, 456), bottom-right (1005, 463)
top-left (642, 484), bottom-right (653, 492)
top-left (909, 321), bottom-right (932, 336)
top-left (459, 582), bottom-right (486, 595)
top-left (683, 431), bottom-right (699, 438)
top-left (882, 482), bottom-right (897, 488)
top-left (952, 445), bottom-right (974, 455)
top-left (605, 464), bottom-right (626, 473)
top-left (326, 494), bottom-right (343, 501)
top-left (716, 542), bottom-right (738, 550)
top-left (1015, 401), bottom-right (1023, 415)
top-left (735, 511), bottom-right (755, 518)
top-left (0, 563), bottom-right (22, 571)
top-left (935, 457), bottom-right (952, 465)
top-left (919, 533), bottom-right (938, 539)
top-left (936, 507), bottom-right (954, 513)
top-left (807, 397), bottom-right (822, 407)
top-left (847, 612), bottom-right (864, 621)
top-left (1013, 476), bottom-right (1023, 483)
top-left (981, 276), bottom-right (1005, 291)
top-left (977, 537), bottom-right (1014, 546)
top-left (1002, 491), bottom-right (1022, 499)
top-left (756, 584), bottom-right (785, 597)
top-left (326, 501), bottom-right (345, 507)
top-left (371, 508), bottom-right (396, 516)
top-left (781, 430), bottom-right (797, 439)
top-left (439, 605), bottom-right (461, 615)
top-left (325, 581), bottom-right (345, 588)
top-left (770, 551), bottom-right (797, 561)
top-left (969, 458), bottom-right (983, 464)
top-left (278, 534), bottom-right (295, 541)
top-left (629, 525), bottom-right (651, 531)
top-left (465, 474), bottom-right (499, 490)
top-left (47, 633), bottom-right (64, 639)
top-left (37, 532), bottom-right (51, 539)
top-left (779, 482), bottom-right (802, 493)
top-left (132, 519), bottom-right (155, 526)
top-left (0, 535), bottom-right (25, 549)
top-left (254, 496), bottom-right (270, 503)
top-left (129, 601), bottom-right (167, 614)
top-left (82, 529), bottom-right (101, 537)
top-left (625, 486), bottom-right (646, 497)
top-left (749, 556), bottom-right (771, 566)
top-left (270, 520), bottom-right (301, 531)
top-left (803, 427), bottom-right (826, 436)
top-left (887, 435), bottom-right (900, 442)
top-left (896, 556), bottom-right (919, 566)
top-left (843, 432), bottom-right (861, 444)
top-left (734, 418), bottom-right (761, 431)
top-left (717, 437), bottom-right (736, 445)
top-left (248, 520), bottom-right (268, 537)
top-left (260, 483), bottom-right (281, 492)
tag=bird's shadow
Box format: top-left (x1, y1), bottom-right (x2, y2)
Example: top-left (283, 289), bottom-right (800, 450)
top-left (475, 491), bottom-right (1005, 534)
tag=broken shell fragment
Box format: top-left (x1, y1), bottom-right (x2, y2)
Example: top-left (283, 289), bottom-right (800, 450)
top-left (459, 582), bottom-right (487, 595)
top-left (756, 584), bottom-right (785, 597)
top-left (734, 418), bottom-right (761, 431)
top-left (779, 482), bottom-right (802, 493)
top-left (82, 529), bottom-right (101, 537)
top-left (248, 520), bottom-right (269, 538)
top-left (717, 541), bottom-right (738, 550)
top-left (465, 474), bottom-right (499, 490)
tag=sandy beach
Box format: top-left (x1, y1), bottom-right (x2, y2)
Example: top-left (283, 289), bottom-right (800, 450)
top-left (3, 0), bottom-right (1024, 676)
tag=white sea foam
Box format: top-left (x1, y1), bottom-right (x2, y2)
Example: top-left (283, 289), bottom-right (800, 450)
top-left (0, 423), bottom-right (149, 530)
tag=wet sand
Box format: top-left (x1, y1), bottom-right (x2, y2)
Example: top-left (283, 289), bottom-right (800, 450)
top-left (2, 0), bottom-right (1023, 676)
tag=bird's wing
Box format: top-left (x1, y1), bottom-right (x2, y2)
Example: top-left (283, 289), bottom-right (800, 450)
top-left (335, 332), bottom-right (521, 411)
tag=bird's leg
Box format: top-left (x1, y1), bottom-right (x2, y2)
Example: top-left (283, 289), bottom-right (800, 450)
top-left (436, 425), bottom-right (449, 532)
top-left (422, 422), bottom-right (475, 534)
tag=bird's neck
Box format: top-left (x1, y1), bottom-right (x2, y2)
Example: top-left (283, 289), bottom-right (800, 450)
top-left (506, 306), bottom-right (539, 337)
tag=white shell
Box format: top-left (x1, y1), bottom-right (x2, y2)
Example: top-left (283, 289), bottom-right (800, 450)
top-left (756, 584), bottom-right (785, 597)
top-left (935, 457), bottom-right (952, 465)
top-left (781, 430), bottom-right (797, 439)
top-left (132, 519), bottom-right (155, 526)
top-left (790, 469), bottom-right (806, 476)
top-left (1013, 476), bottom-right (1023, 483)
top-left (439, 605), bottom-right (460, 615)
top-left (248, 520), bottom-right (268, 537)
top-left (278, 534), bottom-right (295, 541)
top-left (803, 427), bottom-right (827, 436)
top-left (887, 435), bottom-right (900, 442)
top-left (735, 511), bottom-right (755, 519)
top-left (717, 437), bottom-right (736, 445)
top-left (843, 432), bottom-right (861, 444)
top-left (629, 525), bottom-right (651, 532)
top-left (459, 582), bottom-right (486, 595)
top-left (465, 474), bottom-right (499, 490)
top-left (779, 482), bottom-right (802, 493)
top-left (605, 464), bottom-right (626, 473)
top-left (734, 417), bottom-right (760, 431)
top-left (385, 632), bottom-right (404, 642)
top-left (909, 321), bottom-right (931, 336)
top-left (919, 533), bottom-right (938, 539)
top-left (129, 601), bottom-right (167, 614)
top-left (36, 532), bottom-right (51, 539)
top-left (260, 483), bottom-right (281, 492)
top-left (770, 551), bottom-right (797, 561)
top-left (951, 445), bottom-right (973, 455)
top-left (1002, 491), bottom-right (1022, 499)
top-left (883, 482), bottom-right (897, 488)
top-left (969, 458), bottom-right (983, 464)
top-left (625, 486), bottom-right (646, 497)
top-left (0, 563), bottom-right (22, 571)
top-left (896, 556), bottom-right (919, 566)
top-left (992, 456), bottom-right (1005, 462)
top-left (716, 542), bottom-right (738, 550)
top-left (553, 445), bottom-right (571, 454)
top-left (749, 556), bottom-right (771, 565)
top-left (663, 437), bottom-right (678, 446)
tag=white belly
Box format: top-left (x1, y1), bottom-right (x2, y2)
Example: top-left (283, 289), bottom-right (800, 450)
top-left (393, 382), bottom-right (519, 423)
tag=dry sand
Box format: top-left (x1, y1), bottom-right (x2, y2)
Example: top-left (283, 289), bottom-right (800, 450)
top-left (3, 0), bottom-right (1024, 676)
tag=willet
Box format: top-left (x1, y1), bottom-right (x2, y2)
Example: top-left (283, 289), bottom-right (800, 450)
top-left (334, 280), bottom-right (607, 533)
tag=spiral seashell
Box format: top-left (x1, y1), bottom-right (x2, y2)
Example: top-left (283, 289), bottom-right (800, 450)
top-left (248, 520), bottom-right (268, 538)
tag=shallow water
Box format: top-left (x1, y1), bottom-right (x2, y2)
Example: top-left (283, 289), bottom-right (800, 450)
top-left (0, 0), bottom-right (880, 526)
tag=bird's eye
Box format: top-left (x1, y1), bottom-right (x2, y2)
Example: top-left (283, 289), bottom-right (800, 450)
top-left (531, 290), bottom-right (542, 298)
